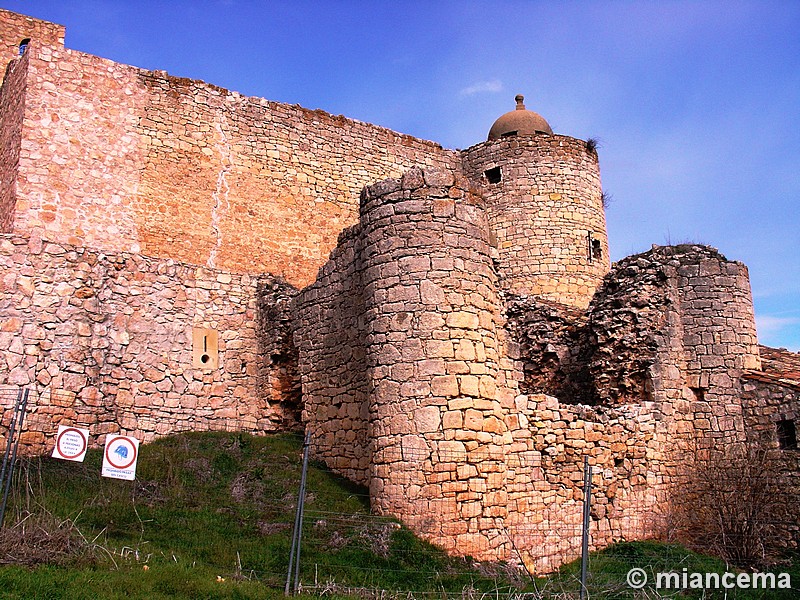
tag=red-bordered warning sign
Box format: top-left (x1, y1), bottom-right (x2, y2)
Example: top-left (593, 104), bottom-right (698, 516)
top-left (52, 426), bottom-right (89, 462)
top-left (102, 435), bottom-right (140, 480)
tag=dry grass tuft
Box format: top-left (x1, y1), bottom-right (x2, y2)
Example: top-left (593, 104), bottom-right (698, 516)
top-left (0, 510), bottom-right (91, 566)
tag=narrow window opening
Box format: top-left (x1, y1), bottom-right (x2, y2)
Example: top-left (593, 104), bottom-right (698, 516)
top-left (614, 457), bottom-right (624, 468)
top-left (592, 239), bottom-right (602, 260)
top-left (587, 231), bottom-right (597, 261)
top-left (500, 130), bottom-right (518, 138)
top-left (193, 327), bottom-right (219, 369)
top-left (777, 419), bottom-right (797, 450)
top-left (18, 39), bottom-right (30, 56)
top-left (484, 166), bottom-right (502, 184)
top-left (690, 387), bottom-right (706, 402)
top-left (200, 334), bottom-right (210, 364)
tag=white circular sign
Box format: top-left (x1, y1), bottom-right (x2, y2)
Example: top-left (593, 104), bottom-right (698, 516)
top-left (54, 427), bottom-right (88, 460)
top-left (104, 436), bottom-right (138, 470)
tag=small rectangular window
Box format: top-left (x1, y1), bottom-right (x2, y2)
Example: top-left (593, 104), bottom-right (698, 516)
top-left (777, 419), bottom-right (797, 450)
top-left (484, 166), bottom-right (502, 184)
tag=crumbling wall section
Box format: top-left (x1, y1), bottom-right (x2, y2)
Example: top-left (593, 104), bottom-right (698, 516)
top-left (0, 233), bottom-right (290, 454)
top-left (503, 297), bottom-right (591, 402)
top-left (567, 245), bottom-right (760, 416)
top-left (583, 249), bottom-right (682, 406)
top-left (497, 245), bottom-right (766, 570)
top-left (257, 277), bottom-right (301, 428)
top-left (0, 47), bottom-right (27, 232)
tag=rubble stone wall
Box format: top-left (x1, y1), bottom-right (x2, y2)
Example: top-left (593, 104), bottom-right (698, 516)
top-left (0, 9), bottom-right (64, 68)
top-left (462, 137), bottom-right (608, 309)
top-left (295, 225), bottom-right (370, 483)
top-left (294, 170), bottom-right (699, 569)
top-left (501, 395), bottom-right (672, 574)
top-left (0, 13), bottom-right (457, 288)
top-left (0, 47), bottom-right (27, 232)
top-left (0, 233), bottom-right (290, 454)
top-left (742, 378), bottom-right (800, 544)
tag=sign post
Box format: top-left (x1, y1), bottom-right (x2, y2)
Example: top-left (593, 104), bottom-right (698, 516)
top-left (101, 435), bottom-right (140, 481)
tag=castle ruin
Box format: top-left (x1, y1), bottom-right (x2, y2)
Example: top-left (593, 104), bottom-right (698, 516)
top-left (0, 9), bottom-right (797, 572)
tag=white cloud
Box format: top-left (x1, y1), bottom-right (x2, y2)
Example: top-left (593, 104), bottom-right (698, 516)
top-left (459, 79), bottom-right (503, 97)
top-left (756, 315), bottom-right (800, 338)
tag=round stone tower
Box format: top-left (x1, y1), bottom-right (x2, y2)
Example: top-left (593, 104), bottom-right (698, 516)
top-left (462, 95), bottom-right (609, 309)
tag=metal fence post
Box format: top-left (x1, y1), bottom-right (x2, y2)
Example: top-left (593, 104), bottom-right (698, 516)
top-left (580, 455), bottom-right (593, 600)
top-left (285, 430), bottom-right (311, 595)
top-left (0, 388), bottom-right (30, 526)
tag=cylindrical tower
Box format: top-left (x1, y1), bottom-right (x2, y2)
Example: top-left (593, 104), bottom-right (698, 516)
top-left (358, 167), bottom-right (511, 561)
top-left (462, 95), bottom-right (609, 309)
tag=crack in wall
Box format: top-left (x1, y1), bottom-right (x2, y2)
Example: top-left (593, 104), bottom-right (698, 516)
top-left (208, 114), bottom-right (232, 269)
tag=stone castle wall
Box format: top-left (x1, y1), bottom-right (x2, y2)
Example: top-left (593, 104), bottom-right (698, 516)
top-left (0, 232), bottom-right (293, 454)
top-left (0, 8), bottom-right (457, 288)
top-left (462, 137), bottom-right (608, 309)
top-left (741, 377), bottom-right (800, 545)
top-left (295, 224), bottom-right (370, 483)
top-left (0, 44), bottom-right (27, 232)
top-left (1, 8), bottom-right (797, 574)
top-left (296, 181), bottom-right (778, 570)
top-left (0, 9), bottom-right (63, 68)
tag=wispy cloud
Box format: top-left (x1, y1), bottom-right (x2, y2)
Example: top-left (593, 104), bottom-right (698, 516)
top-left (459, 79), bottom-right (503, 97)
top-left (756, 315), bottom-right (800, 337)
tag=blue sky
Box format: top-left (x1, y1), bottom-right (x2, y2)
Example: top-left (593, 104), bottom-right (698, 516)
top-left (6, 1), bottom-right (799, 351)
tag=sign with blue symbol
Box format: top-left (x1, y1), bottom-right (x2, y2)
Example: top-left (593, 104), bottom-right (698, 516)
top-left (101, 435), bottom-right (140, 480)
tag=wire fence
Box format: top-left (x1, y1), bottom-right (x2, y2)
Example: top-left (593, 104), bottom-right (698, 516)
top-left (0, 386), bottom-right (798, 598)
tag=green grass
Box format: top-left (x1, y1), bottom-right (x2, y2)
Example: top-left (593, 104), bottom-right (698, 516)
top-left (0, 432), bottom-right (529, 599)
top-left (546, 541), bottom-right (800, 599)
top-left (0, 431), bottom-right (796, 599)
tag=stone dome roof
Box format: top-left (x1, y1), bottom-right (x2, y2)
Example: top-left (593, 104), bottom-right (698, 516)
top-left (488, 94), bottom-right (553, 140)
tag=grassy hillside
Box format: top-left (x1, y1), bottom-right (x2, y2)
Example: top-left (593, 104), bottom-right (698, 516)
top-left (0, 431), bottom-right (795, 599)
top-left (0, 432), bottom-right (532, 599)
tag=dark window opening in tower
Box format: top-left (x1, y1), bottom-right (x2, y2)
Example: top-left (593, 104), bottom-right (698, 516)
top-left (500, 130), bottom-right (518, 138)
top-left (19, 39), bottom-right (30, 56)
top-left (592, 239), bottom-right (602, 261)
top-left (484, 167), bottom-right (502, 184)
top-left (588, 231), bottom-right (602, 261)
top-left (777, 419), bottom-right (797, 450)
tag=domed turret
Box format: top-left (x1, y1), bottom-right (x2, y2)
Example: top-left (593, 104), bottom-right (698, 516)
top-left (465, 97), bottom-right (608, 309)
top-left (488, 94), bottom-right (552, 140)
